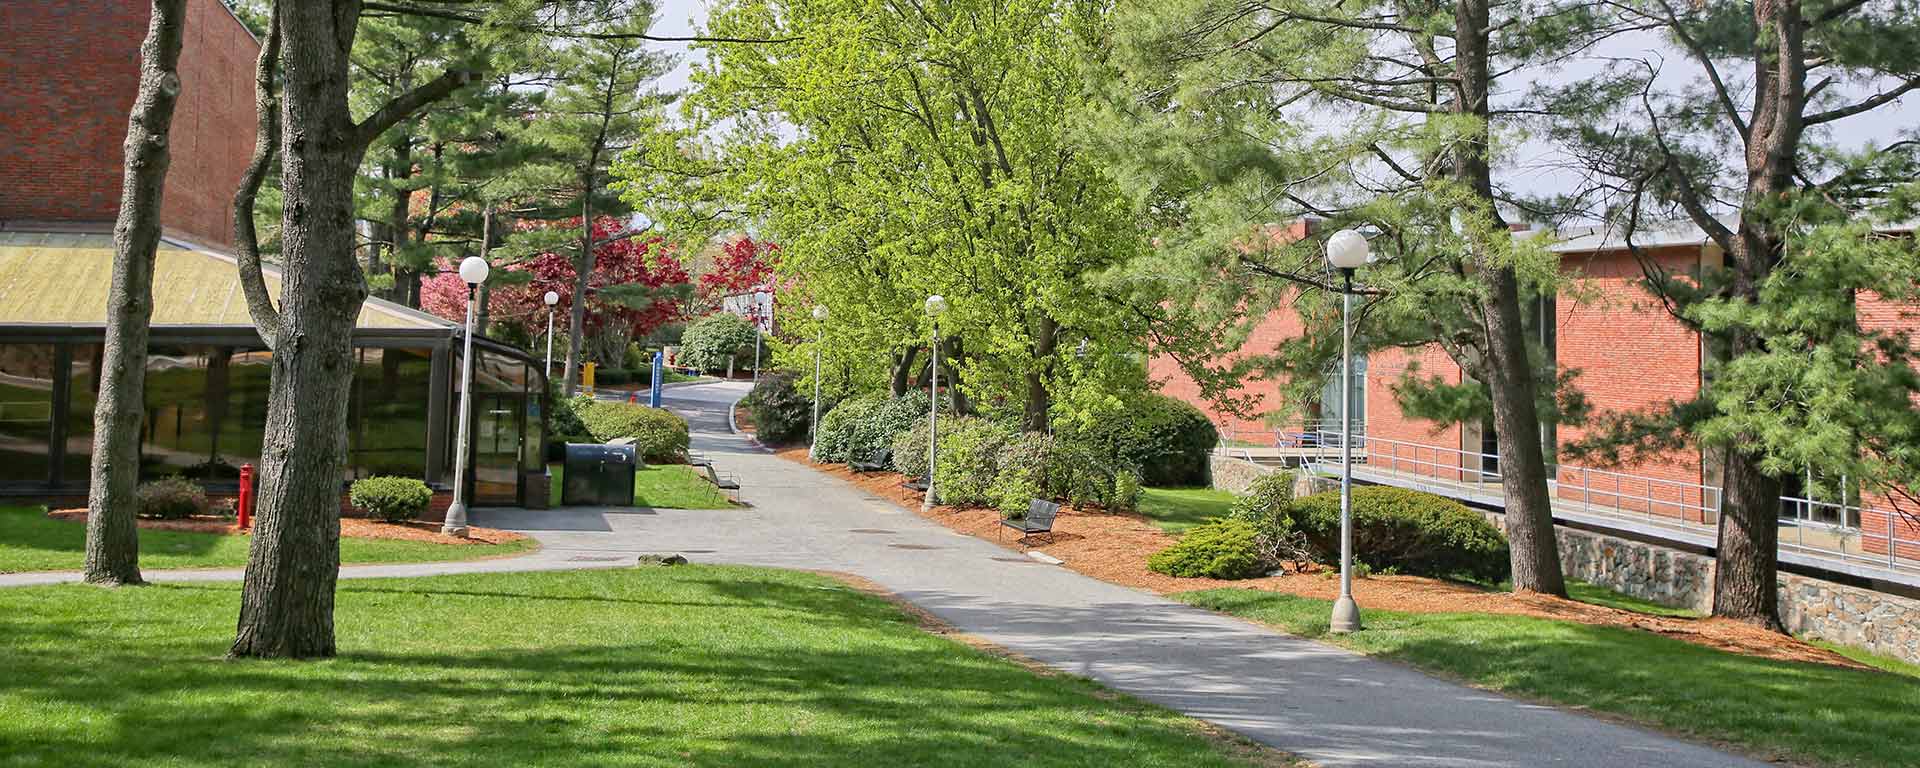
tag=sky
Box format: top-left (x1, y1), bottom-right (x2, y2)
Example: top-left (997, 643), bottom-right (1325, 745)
top-left (651, 0), bottom-right (711, 95)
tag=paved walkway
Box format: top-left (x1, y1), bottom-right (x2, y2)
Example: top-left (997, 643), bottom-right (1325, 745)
top-left (1, 380), bottom-right (1763, 767)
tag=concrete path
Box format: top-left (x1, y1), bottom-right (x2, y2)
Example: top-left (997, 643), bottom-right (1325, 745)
top-left (1, 380), bottom-right (1764, 767)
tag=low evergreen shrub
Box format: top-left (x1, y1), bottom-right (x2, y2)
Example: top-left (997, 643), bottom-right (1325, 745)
top-left (678, 314), bottom-right (759, 372)
top-left (1287, 486), bottom-right (1509, 582)
top-left (815, 391), bottom-right (930, 465)
top-left (136, 477), bottom-right (207, 520)
top-left (349, 476), bottom-right (433, 523)
top-left (743, 371), bottom-right (814, 445)
top-left (1146, 518), bottom-right (1265, 579)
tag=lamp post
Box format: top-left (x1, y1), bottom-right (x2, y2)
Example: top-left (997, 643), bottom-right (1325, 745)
top-left (443, 255), bottom-right (490, 538)
top-left (543, 290), bottom-right (560, 381)
top-left (1325, 229), bottom-right (1369, 632)
top-left (809, 304), bottom-right (828, 460)
top-left (922, 294), bottom-right (948, 512)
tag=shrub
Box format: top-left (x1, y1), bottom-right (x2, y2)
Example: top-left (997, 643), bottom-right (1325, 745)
top-left (594, 367), bottom-right (633, 386)
top-left (1287, 486), bottom-right (1509, 582)
top-left (1109, 469), bottom-right (1143, 512)
top-left (1226, 474), bottom-right (1312, 573)
top-left (1056, 393), bottom-right (1217, 487)
top-left (1146, 519), bottom-right (1265, 579)
top-left (743, 371), bottom-right (814, 445)
top-left (578, 400), bottom-right (691, 463)
top-left (815, 391), bottom-right (930, 465)
top-left (547, 392), bottom-right (595, 444)
top-left (933, 418), bottom-right (1017, 506)
top-left (991, 432), bottom-right (1054, 518)
top-left (136, 477), bottom-right (207, 520)
top-left (891, 418), bottom-right (933, 479)
top-left (678, 314), bottom-right (759, 372)
top-left (349, 476), bottom-right (433, 523)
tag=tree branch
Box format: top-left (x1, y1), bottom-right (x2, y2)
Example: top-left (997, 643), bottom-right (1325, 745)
top-left (233, 4), bottom-right (281, 348)
top-left (1805, 77), bottom-right (1920, 125)
top-left (351, 66), bottom-right (481, 150)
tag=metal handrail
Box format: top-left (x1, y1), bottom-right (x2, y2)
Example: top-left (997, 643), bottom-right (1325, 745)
top-left (1297, 429), bottom-right (1916, 578)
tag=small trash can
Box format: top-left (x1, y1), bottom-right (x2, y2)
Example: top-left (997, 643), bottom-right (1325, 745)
top-left (560, 443), bottom-right (637, 507)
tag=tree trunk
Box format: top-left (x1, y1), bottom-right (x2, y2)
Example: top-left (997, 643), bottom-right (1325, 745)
top-left (890, 346), bottom-right (919, 397)
top-left (231, 1), bottom-right (370, 659)
top-left (1021, 314), bottom-right (1058, 432)
top-left (1455, 0), bottom-right (1565, 595)
top-left (563, 190), bottom-right (595, 394)
top-left (941, 336), bottom-right (972, 415)
top-left (381, 136), bottom-right (414, 304)
top-left (85, 0), bottom-right (190, 587)
top-left (1714, 424), bottom-right (1785, 629)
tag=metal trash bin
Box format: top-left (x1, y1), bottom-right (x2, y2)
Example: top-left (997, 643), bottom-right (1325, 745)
top-left (560, 443), bottom-right (637, 507)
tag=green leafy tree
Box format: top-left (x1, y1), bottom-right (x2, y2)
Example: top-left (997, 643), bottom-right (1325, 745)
top-left (621, 0), bottom-right (1157, 430)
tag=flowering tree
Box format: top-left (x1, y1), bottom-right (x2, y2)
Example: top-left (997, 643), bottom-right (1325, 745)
top-left (700, 236), bottom-right (779, 301)
top-left (423, 217), bottom-right (691, 361)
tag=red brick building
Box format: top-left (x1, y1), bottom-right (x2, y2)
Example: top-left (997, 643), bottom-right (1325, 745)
top-left (1152, 218), bottom-right (1920, 573)
top-left (0, 0), bottom-right (258, 248)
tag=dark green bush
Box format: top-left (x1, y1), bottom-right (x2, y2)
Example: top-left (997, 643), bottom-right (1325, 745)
top-left (1146, 519), bottom-right (1264, 579)
top-left (992, 432), bottom-right (1054, 517)
top-left (578, 401), bottom-right (690, 463)
top-left (594, 367), bottom-right (634, 386)
top-left (349, 476), bottom-right (433, 523)
top-left (1056, 393), bottom-right (1217, 486)
top-left (547, 392), bottom-right (595, 444)
top-left (815, 391), bottom-right (930, 465)
top-left (890, 419), bottom-right (933, 479)
top-left (933, 418), bottom-right (1017, 506)
top-left (743, 371), bottom-right (814, 445)
top-left (136, 477), bottom-right (207, 520)
top-left (1287, 486), bottom-right (1509, 582)
top-left (678, 314), bottom-right (759, 372)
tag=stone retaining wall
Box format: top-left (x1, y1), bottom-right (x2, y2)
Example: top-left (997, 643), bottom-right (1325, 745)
top-left (1208, 455), bottom-right (1920, 664)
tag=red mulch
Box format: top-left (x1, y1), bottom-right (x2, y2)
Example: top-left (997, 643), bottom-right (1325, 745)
top-left (773, 447), bottom-right (1866, 670)
top-left (46, 509), bottom-right (528, 546)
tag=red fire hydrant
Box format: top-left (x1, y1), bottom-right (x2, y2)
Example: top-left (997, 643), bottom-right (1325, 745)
top-left (629, 390), bottom-right (638, 403)
top-left (237, 463), bottom-right (255, 529)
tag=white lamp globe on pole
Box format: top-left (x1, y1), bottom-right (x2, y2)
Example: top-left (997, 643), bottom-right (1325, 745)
top-left (809, 304), bottom-right (829, 460)
top-left (1325, 230), bottom-right (1368, 633)
top-left (443, 255), bottom-right (490, 537)
top-left (922, 295), bottom-right (947, 512)
top-left (543, 290), bottom-right (560, 381)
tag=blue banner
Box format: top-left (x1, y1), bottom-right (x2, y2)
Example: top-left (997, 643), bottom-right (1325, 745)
top-left (649, 351), bottom-right (664, 408)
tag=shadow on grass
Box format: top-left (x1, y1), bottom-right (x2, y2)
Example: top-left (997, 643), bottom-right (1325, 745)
top-left (0, 570), bottom-right (1247, 768)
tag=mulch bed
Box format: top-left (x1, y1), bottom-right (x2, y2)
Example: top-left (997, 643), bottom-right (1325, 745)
top-left (774, 447), bottom-right (1867, 670)
top-left (46, 509), bottom-right (529, 546)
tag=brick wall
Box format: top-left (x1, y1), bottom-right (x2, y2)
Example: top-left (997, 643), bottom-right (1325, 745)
top-left (0, 0), bottom-right (258, 248)
top-left (1362, 345), bottom-right (1466, 482)
top-left (1149, 304), bottom-right (1311, 440)
top-left (1551, 245), bottom-right (1711, 522)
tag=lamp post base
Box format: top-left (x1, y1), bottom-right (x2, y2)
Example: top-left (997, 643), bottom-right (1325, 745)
top-left (1330, 595), bottom-right (1362, 633)
top-left (441, 501), bottom-right (470, 539)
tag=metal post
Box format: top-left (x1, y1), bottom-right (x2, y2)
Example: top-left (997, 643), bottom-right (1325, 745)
top-left (1330, 272), bottom-right (1361, 633)
top-left (753, 328), bottom-right (763, 384)
top-left (810, 330), bottom-right (824, 460)
top-left (545, 307), bottom-right (554, 381)
top-left (923, 322), bottom-right (940, 512)
top-left (442, 284), bottom-right (477, 538)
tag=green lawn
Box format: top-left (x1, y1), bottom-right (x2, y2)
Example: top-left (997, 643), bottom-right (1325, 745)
top-left (0, 506), bottom-right (536, 575)
top-left (546, 463), bottom-right (735, 509)
top-left (1175, 588), bottom-right (1920, 768)
top-left (1137, 487), bottom-right (1238, 533)
top-left (0, 567), bottom-right (1272, 767)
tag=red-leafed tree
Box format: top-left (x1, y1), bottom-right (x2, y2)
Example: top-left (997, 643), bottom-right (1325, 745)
top-left (423, 217), bottom-right (691, 362)
top-left (699, 235), bottom-right (779, 306)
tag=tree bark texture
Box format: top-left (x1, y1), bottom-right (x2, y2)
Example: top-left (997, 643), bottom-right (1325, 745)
top-left (85, 0), bottom-right (191, 587)
top-left (1022, 314), bottom-right (1058, 432)
top-left (231, 1), bottom-right (370, 659)
top-left (1454, 0), bottom-right (1565, 595)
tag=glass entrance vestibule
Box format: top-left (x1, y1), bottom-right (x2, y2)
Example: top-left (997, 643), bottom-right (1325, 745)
top-left (0, 325), bottom-right (546, 507)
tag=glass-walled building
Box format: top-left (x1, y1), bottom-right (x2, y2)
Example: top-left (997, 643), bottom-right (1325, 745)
top-left (0, 231), bottom-right (547, 509)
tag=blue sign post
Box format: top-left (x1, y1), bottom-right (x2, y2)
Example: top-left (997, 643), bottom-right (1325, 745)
top-left (649, 350), bottom-right (664, 408)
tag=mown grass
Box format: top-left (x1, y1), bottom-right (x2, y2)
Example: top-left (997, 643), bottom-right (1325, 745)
top-left (1176, 587), bottom-right (1920, 768)
top-left (0, 506), bottom-right (535, 575)
top-left (0, 567), bottom-right (1274, 767)
top-left (546, 463), bottom-right (734, 509)
top-left (1136, 487), bottom-right (1239, 533)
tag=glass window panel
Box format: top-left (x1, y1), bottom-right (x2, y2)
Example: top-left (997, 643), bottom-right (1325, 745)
top-left (349, 347), bottom-right (432, 480)
top-left (210, 348), bottom-right (272, 482)
top-left (142, 344), bottom-right (216, 481)
top-left (66, 344), bottom-right (102, 486)
top-left (0, 344), bottom-right (57, 485)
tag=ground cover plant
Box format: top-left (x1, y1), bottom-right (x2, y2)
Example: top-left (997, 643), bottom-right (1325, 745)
top-left (0, 506), bottom-right (534, 574)
top-left (1175, 588), bottom-right (1920, 768)
top-left (0, 567), bottom-right (1273, 768)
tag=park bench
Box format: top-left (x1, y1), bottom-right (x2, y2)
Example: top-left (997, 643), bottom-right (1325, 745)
top-left (850, 447), bottom-right (893, 473)
top-left (999, 498), bottom-right (1060, 542)
top-left (701, 462), bottom-right (741, 501)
